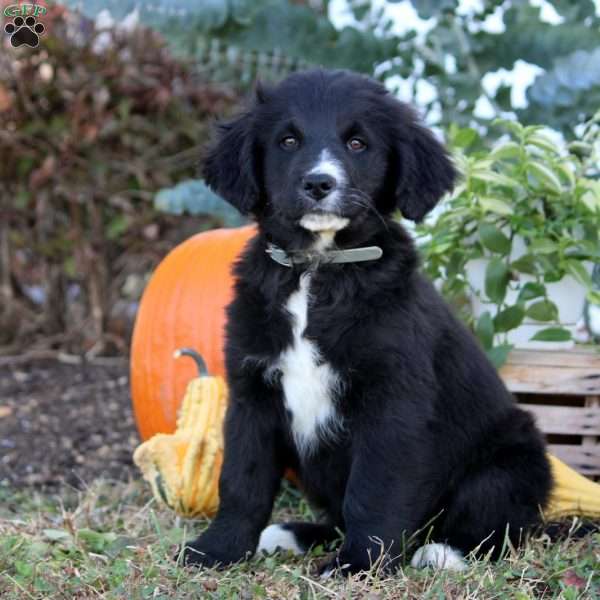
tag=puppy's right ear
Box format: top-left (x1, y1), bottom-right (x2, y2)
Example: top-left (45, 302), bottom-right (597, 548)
top-left (202, 110), bottom-right (260, 215)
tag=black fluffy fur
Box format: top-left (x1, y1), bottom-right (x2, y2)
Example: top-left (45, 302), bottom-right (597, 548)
top-left (181, 69), bottom-right (552, 574)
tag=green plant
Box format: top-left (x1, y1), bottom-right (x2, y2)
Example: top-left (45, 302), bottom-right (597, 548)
top-left (418, 113), bottom-right (600, 367)
top-left (0, 6), bottom-right (239, 354)
top-left (57, 0), bottom-right (600, 138)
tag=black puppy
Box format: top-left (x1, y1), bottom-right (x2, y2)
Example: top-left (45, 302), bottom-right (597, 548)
top-left (181, 69), bottom-right (552, 574)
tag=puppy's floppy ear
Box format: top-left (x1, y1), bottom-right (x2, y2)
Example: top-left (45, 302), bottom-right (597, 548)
top-left (394, 118), bottom-right (456, 222)
top-left (202, 109), bottom-right (260, 216)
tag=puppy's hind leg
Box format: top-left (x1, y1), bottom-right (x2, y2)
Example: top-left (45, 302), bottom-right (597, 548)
top-left (257, 522), bottom-right (340, 555)
top-left (436, 409), bottom-right (552, 561)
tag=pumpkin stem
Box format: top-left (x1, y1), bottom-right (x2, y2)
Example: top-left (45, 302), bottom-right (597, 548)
top-left (173, 348), bottom-right (209, 376)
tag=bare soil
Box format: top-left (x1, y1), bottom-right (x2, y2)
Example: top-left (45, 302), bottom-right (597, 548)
top-left (0, 358), bottom-right (139, 489)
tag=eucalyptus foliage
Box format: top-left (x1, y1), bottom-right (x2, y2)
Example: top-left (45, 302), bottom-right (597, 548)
top-left (155, 180), bottom-right (247, 227)
top-left (59, 0), bottom-right (600, 137)
top-left (418, 112), bottom-right (600, 366)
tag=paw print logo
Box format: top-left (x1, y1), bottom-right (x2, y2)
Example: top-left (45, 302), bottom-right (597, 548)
top-left (4, 15), bottom-right (45, 48)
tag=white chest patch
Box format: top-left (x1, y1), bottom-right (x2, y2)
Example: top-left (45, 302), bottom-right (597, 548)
top-left (276, 273), bottom-right (342, 454)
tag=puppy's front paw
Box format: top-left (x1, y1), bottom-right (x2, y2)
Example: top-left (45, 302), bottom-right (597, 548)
top-left (176, 539), bottom-right (245, 569)
top-left (317, 556), bottom-right (347, 579)
top-left (176, 541), bottom-right (222, 568)
top-left (317, 553), bottom-right (365, 578)
top-left (317, 548), bottom-right (398, 578)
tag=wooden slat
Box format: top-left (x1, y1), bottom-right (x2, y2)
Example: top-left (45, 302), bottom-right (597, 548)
top-left (503, 350), bottom-right (600, 478)
top-left (583, 396), bottom-right (599, 481)
top-left (504, 348), bottom-right (600, 369)
top-left (500, 348), bottom-right (600, 395)
top-left (500, 365), bottom-right (600, 395)
top-left (521, 403), bottom-right (600, 436)
top-left (547, 444), bottom-right (600, 476)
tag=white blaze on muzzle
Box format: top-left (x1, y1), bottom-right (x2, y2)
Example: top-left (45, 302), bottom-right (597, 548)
top-left (308, 148), bottom-right (347, 186)
top-left (300, 149), bottom-right (350, 248)
top-left (304, 148), bottom-right (348, 212)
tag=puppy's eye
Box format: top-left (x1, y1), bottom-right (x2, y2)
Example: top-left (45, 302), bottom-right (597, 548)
top-left (347, 138), bottom-right (367, 152)
top-left (280, 136), bottom-right (299, 150)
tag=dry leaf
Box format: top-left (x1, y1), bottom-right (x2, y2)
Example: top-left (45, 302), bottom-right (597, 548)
top-left (0, 85), bottom-right (13, 112)
top-left (562, 569), bottom-right (586, 590)
top-left (0, 405), bottom-right (13, 418)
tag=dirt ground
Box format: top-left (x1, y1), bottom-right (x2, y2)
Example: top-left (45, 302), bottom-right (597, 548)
top-left (0, 358), bottom-right (140, 489)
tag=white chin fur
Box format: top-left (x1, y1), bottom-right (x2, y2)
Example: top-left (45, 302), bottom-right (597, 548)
top-left (299, 213), bottom-right (349, 233)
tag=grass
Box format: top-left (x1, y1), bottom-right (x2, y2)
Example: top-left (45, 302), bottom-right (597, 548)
top-left (0, 480), bottom-right (598, 599)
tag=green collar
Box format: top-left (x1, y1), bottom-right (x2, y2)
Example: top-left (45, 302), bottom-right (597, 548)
top-left (266, 243), bottom-right (383, 268)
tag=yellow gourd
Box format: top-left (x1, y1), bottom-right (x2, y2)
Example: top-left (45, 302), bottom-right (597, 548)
top-left (133, 349), bottom-right (226, 518)
top-left (544, 454), bottom-right (600, 520)
top-left (134, 351), bottom-right (600, 522)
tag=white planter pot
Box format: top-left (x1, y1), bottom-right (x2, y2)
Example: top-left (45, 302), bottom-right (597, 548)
top-left (467, 261), bottom-right (587, 349)
top-left (466, 235), bottom-right (591, 350)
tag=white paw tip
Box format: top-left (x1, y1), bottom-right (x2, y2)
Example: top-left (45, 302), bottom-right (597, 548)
top-left (410, 543), bottom-right (467, 571)
top-left (257, 524), bottom-right (303, 555)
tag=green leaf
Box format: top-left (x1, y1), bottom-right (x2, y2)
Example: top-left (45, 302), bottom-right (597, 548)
top-left (479, 223), bottom-right (512, 255)
top-left (544, 269), bottom-right (564, 283)
top-left (486, 343), bottom-right (513, 369)
top-left (471, 170), bottom-right (520, 189)
top-left (43, 529), bottom-right (70, 541)
top-left (106, 215), bottom-right (129, 240)
top-left (446, 251), bottom-right (464, 278)
top-left (569, 141), bottom-right (593, 158)
top-left (78, 529), bottom-right (118, 553)
top-left (526, 300), bottom-right (559, 322)
top-left (105, 536), bottom-right (137, 559)
top-left (451, 127), bottom-right (479, 149)
top-left (478, 197), bottom-right (514, 216)
top-left (587, 290), bottom-right (600, 305)
top-left (579, 179), bottom-right (600, 213)
top-left (529, 239), bottom-right (558, 254)
top-left (492, 118), bottom-right (523, 138)
top-left (485, 258), bottom-right (510, 304)
top-left (555, 162), bottom-right (575, 189)
top-left (530, 327), bottom-right (572, 342)
top-left (526, 132), bottom-right (559, 155)
top-left (517, 282), bottom-right (546, 301)
top-left (428, 241), bottom-right (454, 255)
top-left (493, 304), bottom-right (525, 332)
top-left (490, 141), bottom-right (521, 161)
top-left (564, 259), bottom-right (592, 288)
top-left (475, 311), bottom-right (494, 350)
top-left (511, 254), bottom-right (537, 275)
top-left (526, 160), bottom-right (563, 194)
top-left (14, 560), bottom-right (33, 578)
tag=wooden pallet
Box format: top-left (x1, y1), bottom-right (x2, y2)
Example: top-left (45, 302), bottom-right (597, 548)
top-left (500, 347), bottom-right (600, 478)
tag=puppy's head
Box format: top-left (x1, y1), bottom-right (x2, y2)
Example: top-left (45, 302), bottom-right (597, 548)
top-left (203, 69), bottom-right (455, 238)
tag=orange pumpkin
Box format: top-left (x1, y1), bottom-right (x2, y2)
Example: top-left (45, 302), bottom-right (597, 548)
top-left (130, 225), bottom-right (256, 440)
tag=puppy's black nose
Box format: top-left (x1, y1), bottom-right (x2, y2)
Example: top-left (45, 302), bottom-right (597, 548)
top-left (302, 173), bottom-right (336, 200)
